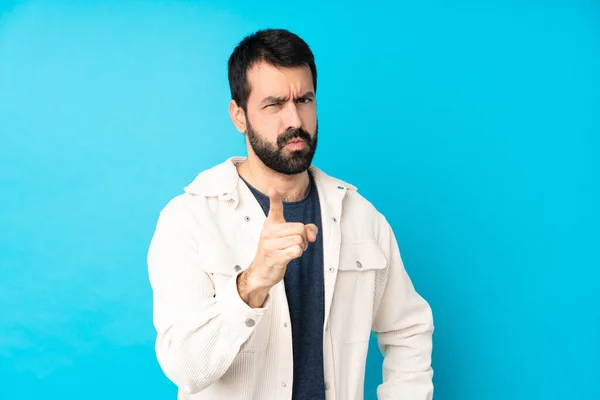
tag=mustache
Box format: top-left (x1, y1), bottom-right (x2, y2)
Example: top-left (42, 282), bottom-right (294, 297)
top-left (276, 128), bottom-right (313, 149)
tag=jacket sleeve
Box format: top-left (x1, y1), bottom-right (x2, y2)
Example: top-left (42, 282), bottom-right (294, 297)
top-left (147, 196), bottom-right (271, 394)
top-left (372, 215), bottom-right (434, 400)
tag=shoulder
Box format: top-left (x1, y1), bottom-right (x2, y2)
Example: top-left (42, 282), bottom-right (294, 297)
top-left (345, 188), bottom-right (381, 216)
top-left (343, 189), bottom-right (389, 232)
top-left (311, 165), bottom-right (387, 229)
top-left (311, 166), bottom-right (380, 213)
top-left (152, 193), bottom-right (211, 240)
top-left (157, 157), bottom-right (238, 217)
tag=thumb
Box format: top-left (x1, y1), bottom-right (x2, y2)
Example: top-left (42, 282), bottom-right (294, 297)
top-left (305, 223), bottom-right (318, 242)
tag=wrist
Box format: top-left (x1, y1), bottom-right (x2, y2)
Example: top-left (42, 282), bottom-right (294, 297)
top-left (237, 268), bottom-right (270, 308)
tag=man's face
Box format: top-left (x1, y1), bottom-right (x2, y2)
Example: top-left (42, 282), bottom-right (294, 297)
top-left (243, 62), bottom-right (318, 175)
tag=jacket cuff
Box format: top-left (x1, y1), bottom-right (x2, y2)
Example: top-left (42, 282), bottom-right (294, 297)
top-left (219, 270), bottom-right (271, 339)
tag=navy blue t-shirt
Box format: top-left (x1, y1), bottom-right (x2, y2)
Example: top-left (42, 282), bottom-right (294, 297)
top-left (241, 171), bottom-right (326, 400)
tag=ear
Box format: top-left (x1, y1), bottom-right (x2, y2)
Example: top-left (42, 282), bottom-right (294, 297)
top-left (229, 100), bottom-right (247, 133)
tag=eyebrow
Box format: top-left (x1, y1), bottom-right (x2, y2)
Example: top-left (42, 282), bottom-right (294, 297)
top-left (260, 91), bottom-right (315, 106)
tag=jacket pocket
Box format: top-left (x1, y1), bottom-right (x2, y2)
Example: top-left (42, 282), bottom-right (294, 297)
top-left (329, 241), bottom-right (388, 343)
top-left (338, 241), bottom-right (387, 273)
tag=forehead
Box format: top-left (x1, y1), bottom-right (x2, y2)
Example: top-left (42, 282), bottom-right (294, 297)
top-left (246, 62), bottom-right (314, 100)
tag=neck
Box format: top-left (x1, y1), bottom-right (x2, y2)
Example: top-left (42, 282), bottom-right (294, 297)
top-left (237, 156), bottom-right (310, 202)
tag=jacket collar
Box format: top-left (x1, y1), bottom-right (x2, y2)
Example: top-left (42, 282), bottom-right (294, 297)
top-left (184, 156), bottom-right (357, 200)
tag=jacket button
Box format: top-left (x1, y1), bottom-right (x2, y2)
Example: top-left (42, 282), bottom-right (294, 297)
top-left (234, 265), bottom-right (242, 272)
top-left (245, 319), bottom-right (255, 327)
top-left (356, 261), bottom-right (363, 268)
top-left (244, 216), bottom-right (251, 222)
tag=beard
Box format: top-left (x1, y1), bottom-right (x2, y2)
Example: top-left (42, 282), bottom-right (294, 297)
top-left (246, 119), bottom-right (318, 175)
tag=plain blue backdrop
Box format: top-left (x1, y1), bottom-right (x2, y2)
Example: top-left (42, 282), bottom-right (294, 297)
top-left (1, 0), bottom-right (598, 399)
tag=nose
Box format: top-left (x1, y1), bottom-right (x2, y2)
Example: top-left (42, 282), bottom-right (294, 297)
top-left (283, 102), bottom-right (302, 131)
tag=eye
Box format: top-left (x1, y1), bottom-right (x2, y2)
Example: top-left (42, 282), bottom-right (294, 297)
top-left (297, 97), bottom-right (313, 104)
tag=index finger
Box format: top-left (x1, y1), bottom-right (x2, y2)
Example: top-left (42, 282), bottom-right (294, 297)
top-left (267, 188), bottom-right (285, 223)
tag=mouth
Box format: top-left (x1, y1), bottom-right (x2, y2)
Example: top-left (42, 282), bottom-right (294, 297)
top-left (285, 139), bottom-right (306, 150)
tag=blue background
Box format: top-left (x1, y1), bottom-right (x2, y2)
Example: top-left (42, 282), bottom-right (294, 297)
top-left (1, 1), bottom-right (598, 399)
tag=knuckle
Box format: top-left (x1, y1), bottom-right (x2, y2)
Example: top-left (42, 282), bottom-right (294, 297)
top-left (293, 245), bottom-right (303, 257)
top-left (290, 222), bottom-right (303, 232)
top-left (263, 242), bottom-right (274, 253)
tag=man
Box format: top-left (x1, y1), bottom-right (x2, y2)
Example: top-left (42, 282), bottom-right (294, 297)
top-left (147, 28), bottom-right (434, 400)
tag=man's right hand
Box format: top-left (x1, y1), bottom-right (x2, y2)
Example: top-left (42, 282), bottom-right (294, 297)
top-left (237, 188), bottom-right (318, 308)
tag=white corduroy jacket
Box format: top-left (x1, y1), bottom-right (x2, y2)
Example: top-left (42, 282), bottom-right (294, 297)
top-left (147, 157), bottom-right (434, 400)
